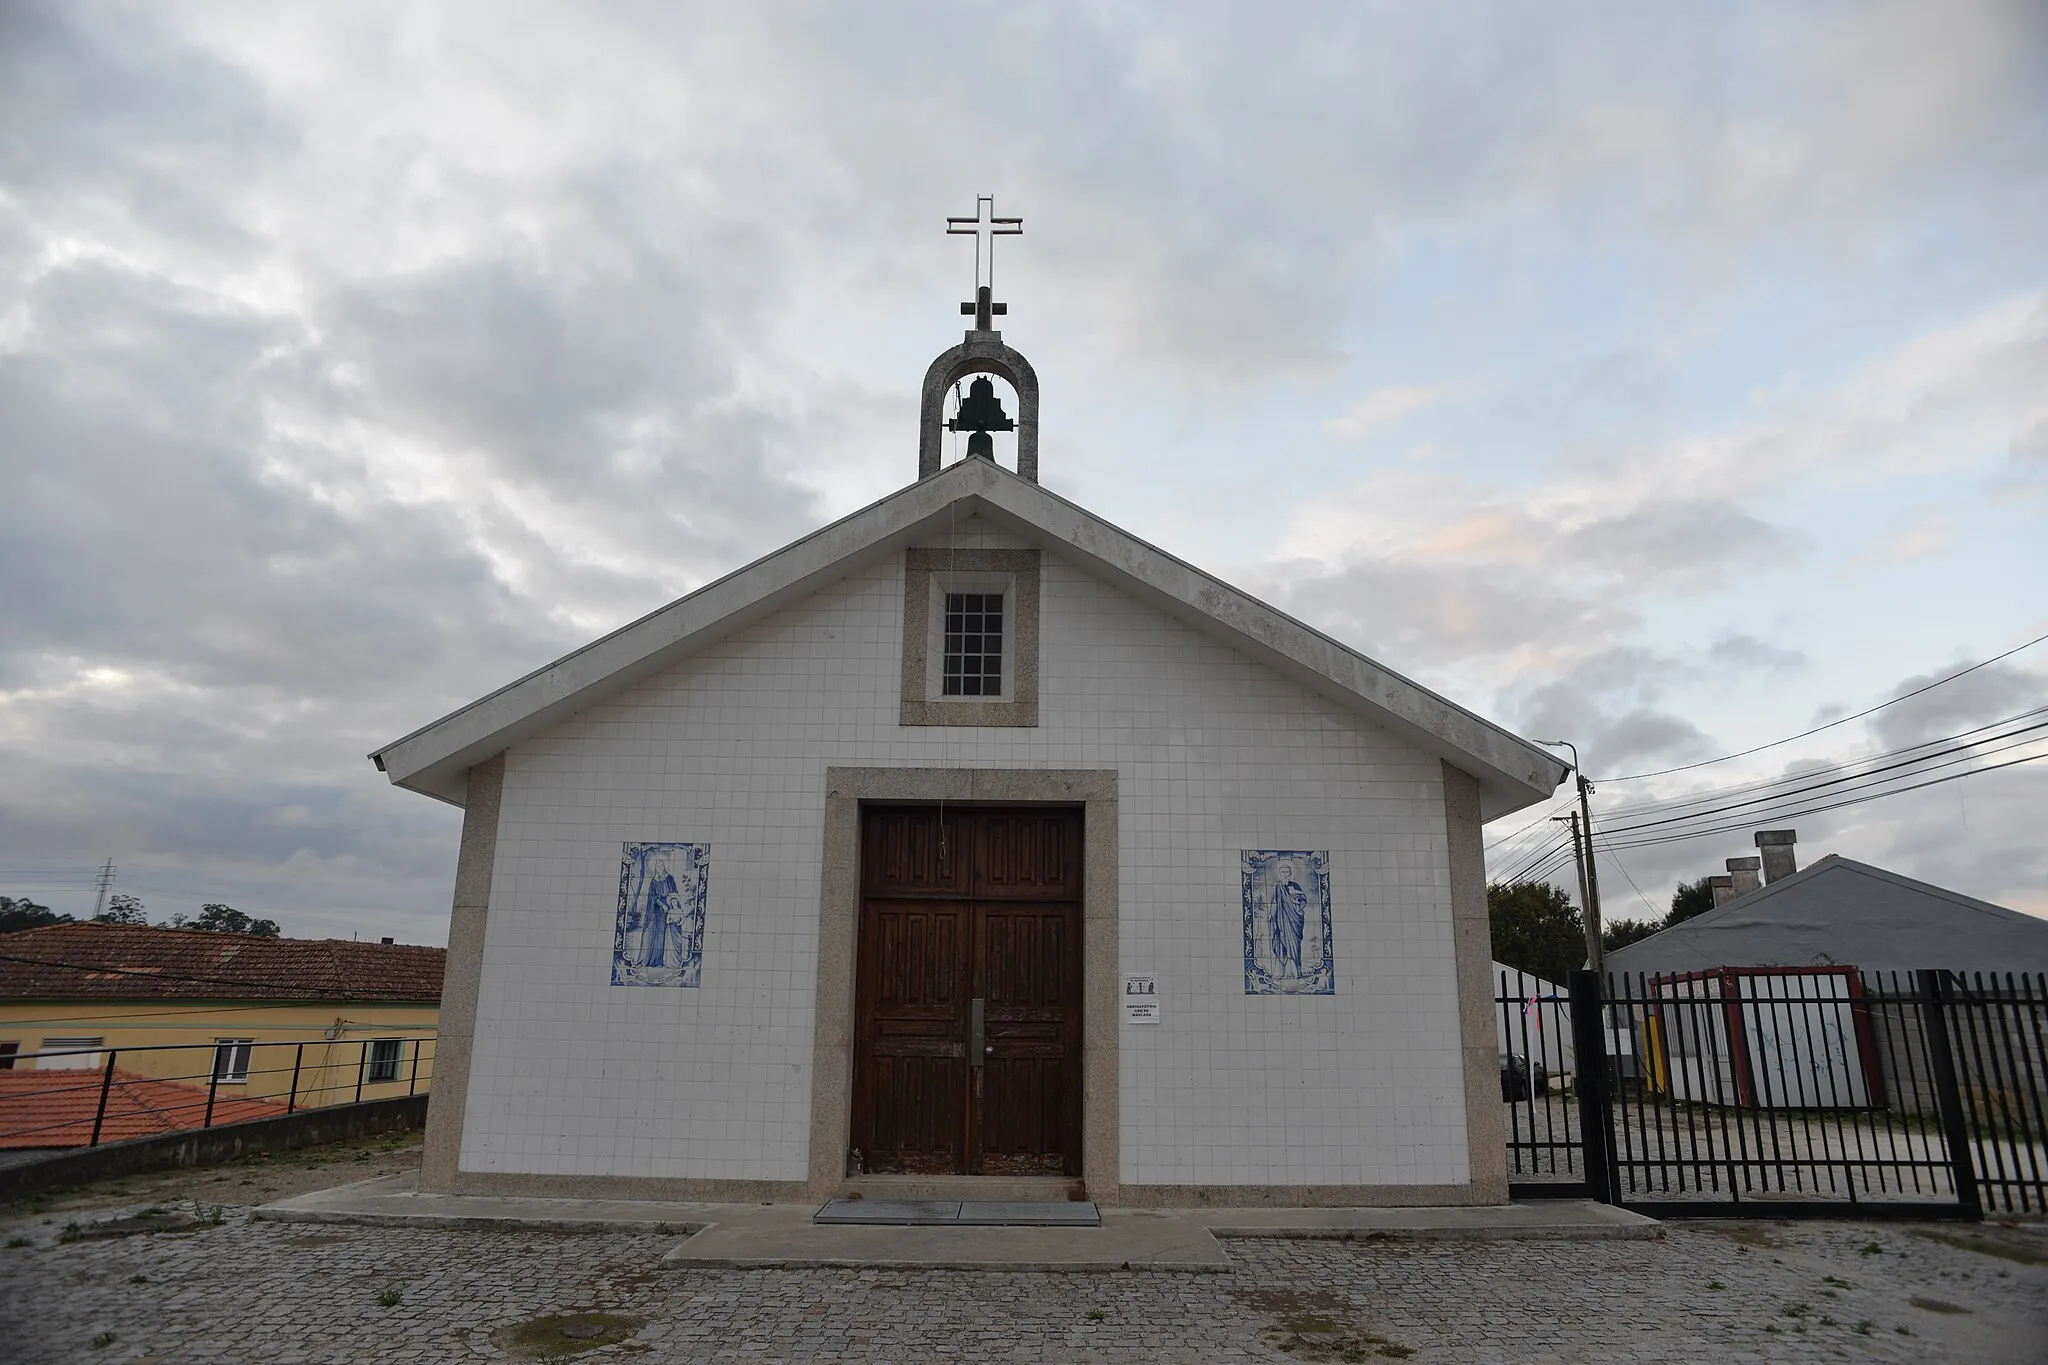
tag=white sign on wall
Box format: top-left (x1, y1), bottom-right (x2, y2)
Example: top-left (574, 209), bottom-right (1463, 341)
top-left (1123, 974), bottom-right (1160, 1024)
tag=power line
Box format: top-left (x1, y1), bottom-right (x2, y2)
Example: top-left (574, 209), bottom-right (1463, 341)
top-left (1495, 836), bottom-right (1579, 887)
top-left (1598, 749), bottom-right (2048, 852)
top-left (1595, 722), bottom-right (2048, 841)
top-left (1600, 627), bottom-right (2048, 782)
top-left (1596, 704), bottom-right (2048, 818)
top-left (1491, 832), bottom-right (1572, 884)
top-left (1482, 794), bottom-right (1579, 852)
top-left (1599, 849), bottom-right (1663, 921)
top-left (1514, 846), bottom-right (1583, 888)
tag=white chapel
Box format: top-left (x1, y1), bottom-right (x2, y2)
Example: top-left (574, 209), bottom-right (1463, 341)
top-left (372, 207), bottom-right (1567, 1207)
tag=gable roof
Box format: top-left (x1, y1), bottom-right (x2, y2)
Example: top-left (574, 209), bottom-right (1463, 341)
top-left (1604, 854), bottom-right (2048, 977)
top-left (0, 923), bottom-right (446, 1002)
top-left (370, 459), bottom-right (1569, 819)
top-left (0, 1069), bottom-right (290, 1149)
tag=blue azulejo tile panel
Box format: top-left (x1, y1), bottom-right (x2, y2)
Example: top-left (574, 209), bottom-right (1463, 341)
top-left (1242, 849), bottom-right (1335, 996)
top-left (612, 841), bottom-right (708, 987)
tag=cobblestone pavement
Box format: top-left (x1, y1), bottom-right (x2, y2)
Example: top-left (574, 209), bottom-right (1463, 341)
top-left (3, 1195), bottom-right (2044, 1363)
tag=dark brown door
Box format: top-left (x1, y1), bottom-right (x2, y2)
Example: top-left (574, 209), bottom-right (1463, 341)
top-left (853, 806), bottom-right (1082, 1176)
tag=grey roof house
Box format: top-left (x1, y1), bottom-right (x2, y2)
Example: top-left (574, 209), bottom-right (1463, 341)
top-left (1605, 838), bottom-right (2048, 979)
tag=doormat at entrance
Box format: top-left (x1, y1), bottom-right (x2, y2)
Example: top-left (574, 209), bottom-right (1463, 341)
top-left (813, 1199), bottom-right (1101, 1227)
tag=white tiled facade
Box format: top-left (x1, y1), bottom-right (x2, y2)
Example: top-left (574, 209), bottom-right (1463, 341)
top-left (462, 525), bottom-right (1470, 1188)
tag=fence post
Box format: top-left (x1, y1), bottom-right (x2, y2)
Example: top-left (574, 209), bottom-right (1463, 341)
top-left (203, 1056), bottom-right (220, 1129)
top-left (89, 1049), bottom-right (117, 1147)
top-left (408, 1038), bottom-right (421, 1096)
top-left (287, 1043), bottom-right (304, 1115)
top-left (354, 1040), bottom-right (366, 1104)
top-left (1568, 970), bottom-right (1615, 1204)
top-left (1918, 969), bottom-right (1984, 1219)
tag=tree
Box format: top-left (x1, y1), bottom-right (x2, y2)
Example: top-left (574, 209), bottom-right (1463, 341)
top-left (94, 893), bottom-right (148, 925)
top-left (1668, 877), bottom-right (1716, 926)
top-left (1601, 917), bottom-right (1662, 954)
top-left (1, 896), bottom-right (73, 934)
top-left (1487, 881), bottom-right (1584, 985)
top-left (192, 904), bottom-right (280, 937)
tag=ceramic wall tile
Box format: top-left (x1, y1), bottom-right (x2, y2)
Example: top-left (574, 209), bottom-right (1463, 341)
top-left (459, 553), bottom-right (1466, 1188)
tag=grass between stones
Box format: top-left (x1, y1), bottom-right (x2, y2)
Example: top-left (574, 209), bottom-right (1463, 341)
top-left (496, 1312), bottom-right (646, 1360)
top-left (1234, 1289), bottom-right (1413, 1361)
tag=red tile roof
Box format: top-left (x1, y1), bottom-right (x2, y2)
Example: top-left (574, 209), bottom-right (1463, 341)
top-left (0, 1068), bottom-right (290, 1148)
top-left (0, 924), bottom-right (445, 1003)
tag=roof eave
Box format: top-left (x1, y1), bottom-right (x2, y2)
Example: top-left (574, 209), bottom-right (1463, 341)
top-left (372, 462), bottom-right (1568, 818)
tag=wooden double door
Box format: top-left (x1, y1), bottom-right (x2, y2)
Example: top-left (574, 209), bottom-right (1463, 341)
top-left (852, 805), bottom-right (1083, 1176)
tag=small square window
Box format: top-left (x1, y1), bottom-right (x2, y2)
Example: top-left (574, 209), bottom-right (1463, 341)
top-left (942, 592), bottom-right (1004, 696)
top-left (0, 1042), bottom-right (18, 1071)
top-left (367, 1039), bottom-right (404, 1084)
top-left (901, 547), bottom-right (1038, 727)
top-left (213, 1039), bottom-right (254, 1083)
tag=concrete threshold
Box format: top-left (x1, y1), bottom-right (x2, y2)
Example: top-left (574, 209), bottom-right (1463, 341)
top-left (254, 1176), bottom-right (1656, 1271)
top-left (1194, 1200), bottom-right (1661, 1243)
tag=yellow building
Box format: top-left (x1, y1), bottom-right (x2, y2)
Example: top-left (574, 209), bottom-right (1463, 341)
top-left (0, 923), bottom-right (442, 1113)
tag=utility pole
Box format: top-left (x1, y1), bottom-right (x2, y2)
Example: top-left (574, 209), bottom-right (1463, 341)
top-left (1537, 741), bottom-right (1605, 978)
top-left (1576, 775), bottom-right (1605, 979)
top-left (92, 858), bottom-right (115, 920)
top-left (1553, 812), bottom-right (1596, 970)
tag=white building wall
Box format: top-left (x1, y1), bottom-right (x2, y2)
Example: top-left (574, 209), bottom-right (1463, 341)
top-left (463, 534), bottom-right (1469, 1187)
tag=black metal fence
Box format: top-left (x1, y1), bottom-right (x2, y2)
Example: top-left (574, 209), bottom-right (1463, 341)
top-left (1495, 967), bottom-right (2047, 1219)
top-left (0, 1036), bottom-right (438, 1151)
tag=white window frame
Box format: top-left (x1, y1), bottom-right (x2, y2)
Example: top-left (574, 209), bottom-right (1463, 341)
top-left (898, 548), bottom-right (1040, 727)
top-left (213, 1038), bottom-right (255, 1084)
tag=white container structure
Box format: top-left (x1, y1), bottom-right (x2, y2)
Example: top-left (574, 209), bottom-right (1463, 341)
top-left (1652, 967), bottom-right (1876, 1108)
top-left (1493, 961), bottom-right (1575, 1078)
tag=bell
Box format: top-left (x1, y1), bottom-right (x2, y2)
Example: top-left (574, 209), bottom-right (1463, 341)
top-left (966, 430), bottom-right (995, 460)
top-left (947, 376), bottom-right (1016, 436)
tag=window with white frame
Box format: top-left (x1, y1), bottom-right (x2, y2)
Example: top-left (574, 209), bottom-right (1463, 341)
top-left (213, 1039), bottom-right (254, 1083)
top-left (899, 547), bottom-right (1040, 726)
top-left (366, 1038), bottom-right (403, 1084)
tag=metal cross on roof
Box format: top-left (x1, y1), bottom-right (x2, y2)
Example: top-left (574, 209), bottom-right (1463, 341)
top-left (947, 195), bottom-right (1022, 331)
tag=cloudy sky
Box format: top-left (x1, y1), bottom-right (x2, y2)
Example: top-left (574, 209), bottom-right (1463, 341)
top-left (4, 1), bottom-right (2045, 943)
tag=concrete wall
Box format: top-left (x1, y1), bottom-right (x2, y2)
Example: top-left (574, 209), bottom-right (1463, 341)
top-left (458, 520), bottom-right (1472, 1198)
top-left (0, 1095), bottom-right (428, 1202)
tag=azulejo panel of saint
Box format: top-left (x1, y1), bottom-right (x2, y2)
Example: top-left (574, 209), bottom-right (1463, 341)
top-left (613, 841), bottom-right (708, 987)
top-left (1242, 849), bottom-right (1335, 996)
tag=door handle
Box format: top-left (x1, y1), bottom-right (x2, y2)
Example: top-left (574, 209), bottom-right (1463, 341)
top-left (970, 997), bottom-right (985, 1069)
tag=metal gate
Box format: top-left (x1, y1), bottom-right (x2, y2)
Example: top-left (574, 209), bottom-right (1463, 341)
top-left (1496, 967), bottom-right (2048, 1219)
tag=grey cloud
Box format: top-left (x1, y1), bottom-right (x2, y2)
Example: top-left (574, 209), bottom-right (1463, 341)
top-left (1867, 661), bottom-right (2048, 751)
top-left (1566, 498), bottom-right (1796, 581)
top-left (0, 3), bottom-right (285, 257)
top-left (1506, 648), bottom-right (1717, 775)
top-left (1257, 557), bottom-right (1637, 673)
top-left (1706, 635), bottom-right (1808, 673)
top-left (5, 0), bottom-right (2044, 939)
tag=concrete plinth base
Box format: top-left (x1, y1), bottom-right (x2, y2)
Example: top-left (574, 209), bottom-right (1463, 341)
top-left (253, 1173), bottom-right (1658, 1271)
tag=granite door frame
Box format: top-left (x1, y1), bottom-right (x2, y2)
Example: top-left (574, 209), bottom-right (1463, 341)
top-left (809, 767), bottom-right (1120, 1202)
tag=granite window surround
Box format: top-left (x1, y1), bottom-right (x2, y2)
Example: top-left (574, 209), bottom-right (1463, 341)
top-left (899, 547), bottom-right (1040, 726)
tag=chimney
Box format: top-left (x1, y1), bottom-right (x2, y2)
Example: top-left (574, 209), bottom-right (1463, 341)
top-left (1709, 874), bottom-right (1736, 906)
top-left (1726, 857), bottom-right (1761, 897)
top-left (1755, 829), bottom-right (1798, 884)
top-left (380, 936), bottom-right (394, 945)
